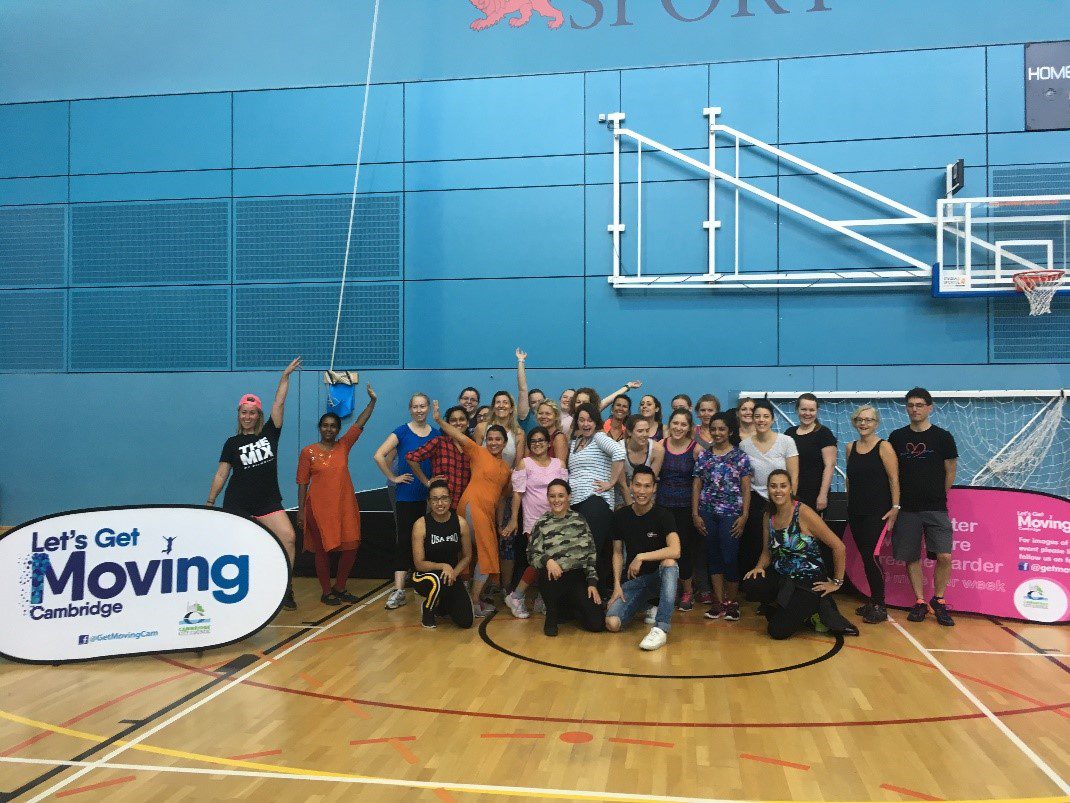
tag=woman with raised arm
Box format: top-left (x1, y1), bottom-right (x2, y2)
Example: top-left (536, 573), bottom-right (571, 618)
top-left (657, 409), bottom-right (701, 611)
top-left (785, 393), bottom-right (838, 515)
top-left (208, 357), bottom-right (302, 610)
top-left (638, 394), bottom-right (665, 441)
top-left (738, 400), bottom-right (799, 579)
top-left (515, 348), bottom-right (547, 434)
top-left (404, 405), bottom-right (472, 512)
top-left (433, 400), bottom-right (513, 616)
top-left (845, 404), bottom-right (900, 624)
top-left (373, 393), bottom-right (440, 611)
top-left (741, 470), bottom-right (858, 639)
top-left (603, 394), bottom-right (632, 441)
top-left (694, 394), bottom-right (722, 451)
top-left (297, 384), bottom-right (377, 606)
top-left (475, 390), bottom-right (525, 469)
top-left (535, 399), bottom-right (569, 461)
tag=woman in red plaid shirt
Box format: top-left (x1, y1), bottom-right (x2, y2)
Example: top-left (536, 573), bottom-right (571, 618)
top-left (406, 405), bottom-right (473, 511)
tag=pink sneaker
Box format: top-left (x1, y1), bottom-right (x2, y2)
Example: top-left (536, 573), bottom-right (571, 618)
top-left (678, 591), bottom-right (694, 612)
top-left (697, 591), bottom-right (714, 605)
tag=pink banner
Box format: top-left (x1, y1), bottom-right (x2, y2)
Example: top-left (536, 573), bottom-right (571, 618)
top-left (845, 486), bottom-right (1070, 623)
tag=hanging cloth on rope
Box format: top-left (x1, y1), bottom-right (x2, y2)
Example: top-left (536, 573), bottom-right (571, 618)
top-left (325, 0), bottom-right (382, 414)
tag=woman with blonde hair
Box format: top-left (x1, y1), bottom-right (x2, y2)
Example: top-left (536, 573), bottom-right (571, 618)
top-left (475, 389), bottom-right (526, 469)
top-left (535, 399), bottom-right (569, 460)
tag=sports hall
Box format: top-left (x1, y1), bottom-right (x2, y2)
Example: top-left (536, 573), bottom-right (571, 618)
top-left (0, 2), bottom-right (1068, 801)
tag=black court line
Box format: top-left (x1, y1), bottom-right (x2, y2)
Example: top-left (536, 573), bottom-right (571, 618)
top-left (1, 581), bottom-right (388, 802)
top-left (988, 616), bottom-right (1070, 676)
top-left (478, 611), bottom-right (843, 679)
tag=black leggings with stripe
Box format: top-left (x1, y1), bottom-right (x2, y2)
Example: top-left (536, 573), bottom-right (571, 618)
top-left (412, 571), bottom-right (474, 629)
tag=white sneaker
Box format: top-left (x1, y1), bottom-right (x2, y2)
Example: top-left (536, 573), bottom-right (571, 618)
top-left (504, 593), bottom-right (530, 619)
top-left (639, 626), bottom-right (668, 651)
top-left (385, 589), bottom-right (407, 610)
top-left (644, 606), bottom-right (657, 625)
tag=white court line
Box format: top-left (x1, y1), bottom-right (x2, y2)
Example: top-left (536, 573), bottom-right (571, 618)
top-left (26, 585), bottom-right (392, 803)
top-left (0, 755), bottom-right (725, 803)
top-left (890, 617), bottom-right (1070, 796)
top-left (264, 624), bottom-right (327, 630)
top-left (928, 648), bottom-right (1070, 657)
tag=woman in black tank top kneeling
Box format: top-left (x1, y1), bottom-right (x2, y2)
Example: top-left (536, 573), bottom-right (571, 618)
top-left (411, 480), bottom-right (475, 629)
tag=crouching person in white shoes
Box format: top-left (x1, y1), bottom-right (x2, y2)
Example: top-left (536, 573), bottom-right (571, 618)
top-left (605, 466), bottom-right (681, 651)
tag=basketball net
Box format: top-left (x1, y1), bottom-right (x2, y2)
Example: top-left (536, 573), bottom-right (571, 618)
top-left (1013, 270), bottom-right (1066, 316)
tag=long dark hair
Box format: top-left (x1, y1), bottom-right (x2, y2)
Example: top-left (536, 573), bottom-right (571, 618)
top-left (765, 469), bottom-right (795, 517)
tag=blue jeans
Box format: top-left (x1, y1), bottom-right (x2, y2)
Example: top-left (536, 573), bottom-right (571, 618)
top-left (606, 564), bottom-right (680, 633)
top-left (702, 509), bottom-right (741, 583)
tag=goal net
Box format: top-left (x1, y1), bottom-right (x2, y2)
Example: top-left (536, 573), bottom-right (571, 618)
top-left (745, 390), bottom-right (1070, 498)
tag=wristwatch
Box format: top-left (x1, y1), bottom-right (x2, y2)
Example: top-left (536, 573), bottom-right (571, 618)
top-left (893, 504), bottom-right (902, 510)
top-left (828, 577), bottom-right (843, 586)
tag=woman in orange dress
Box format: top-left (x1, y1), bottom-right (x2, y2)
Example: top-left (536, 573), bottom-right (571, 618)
top-left (297, 384), bottom-right (377, 605)
top-left (432, 400), bottom-right (512, 617)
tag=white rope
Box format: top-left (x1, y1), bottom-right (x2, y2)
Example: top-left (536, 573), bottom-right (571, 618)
top-left (329, 0), bottom-right (382, 371)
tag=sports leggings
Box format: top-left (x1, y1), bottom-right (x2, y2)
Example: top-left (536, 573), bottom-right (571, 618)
top-left (412, 571), bottom-right (474, 628)
top-left (849, 514), bottom-right (886, 606)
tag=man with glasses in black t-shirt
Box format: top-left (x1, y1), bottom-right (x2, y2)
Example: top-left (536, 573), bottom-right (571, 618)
top-left (888, 387), bottom-right (959, 626)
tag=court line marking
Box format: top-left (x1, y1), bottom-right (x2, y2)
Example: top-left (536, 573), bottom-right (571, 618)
top-left (264, 624), bottom-right (327, 630)
top-left (19, 586), bottom-right (393, 802)
top-left (928, 649), bottom-right (1070, 657)
top-left (54, 774), bottom-right (136, 798)
top-left (878, 782), bottom-right (943, 800)
top-left (890, 617), bottom-right (1070, 797)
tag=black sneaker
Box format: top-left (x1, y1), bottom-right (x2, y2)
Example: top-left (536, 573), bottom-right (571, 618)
top-left (421, 607), bottom-right (437, 629)
top-left (862, 603), bottom-right (888, 624)
top-left (906, 601), bottom-right (928, 622)
top-left (929, 596), bottom-right (955, 627)
top-left (281, 592), bottom-right (298, 611)
top-left (333, 588), bottom-right (359, 604)
top-left (856, 603), bottom-right (872, 616)
top-left (544, 619), bottom-right (559, 637)
top-left (320, 591), bottom-right (341, 606)
top-left (722, 601), bottom-right (740, 621)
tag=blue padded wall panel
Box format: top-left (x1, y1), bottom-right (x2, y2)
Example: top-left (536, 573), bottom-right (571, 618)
top-left (585, 278), bottom-right (779, 367)
top-left (0, 177), bottom-right (68, 206)
top-left (778, 291), bottom-right (989, 366)
top-left (71, 201), bottom-right (229, 285)
top-left (585, 71), bottom-right (620, 155)
top-left (233, 163), bottom-right (403, 197)
top-left (235, 194), bottom-right (400, 282)
top-left (786, 135), bottom-right (987, 176)
top-left (234, 283), bottom-right (400, 369)
top-left (709, 60), bottom-right (779, 144)
top-left (987, 45), bottom-right (1025, 133)
top-left (780, 49), bottom-right (986, 142)
top-left (0, 290), bottom-right (64, 370)
top-left (990, 299), bottom-right (1070, 363)
top-left (989, 131), bottom-right (1070, 166)
top-left (233, 85), bottom-right (403, 168)
top-left (405, 74), bottom-right (584, 162)
top-left (620, 66), bottom-right (709, 151)
top-left (0, 205), bottom-right (65, 286)
top-left (405, 155), bottom-right (583, 192)
top-left (70, 94), bottom-right (231, 174)
top-left (70, 171), bottom-right (231, 203)
top-left (0, 102), bottom-right (68, 178)
top-left (406, 186), bottom-right (583, 280)
top-left (69, 286), bottom-right (230, 371)
top-left (404, 278), bottom-right (583, 369)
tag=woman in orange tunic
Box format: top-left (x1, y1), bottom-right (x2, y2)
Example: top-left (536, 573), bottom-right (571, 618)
top-left (432, 400), bottom-right (512, 617)
top-left (297, 384), bottom-right (377, 605)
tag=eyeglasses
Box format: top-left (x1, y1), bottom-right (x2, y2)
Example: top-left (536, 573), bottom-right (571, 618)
top-left (529, 438), bottom-right (548, 444)
top-left (429, 495), bottom-right (451, 503)
top-left (906, 402), bottom-right (929, 409)
top-left (854, 417), bottom-right (878, 424)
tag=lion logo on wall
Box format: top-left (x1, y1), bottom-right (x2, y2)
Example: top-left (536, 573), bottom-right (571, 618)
top-left (470, 0), bottom-right (565, 30)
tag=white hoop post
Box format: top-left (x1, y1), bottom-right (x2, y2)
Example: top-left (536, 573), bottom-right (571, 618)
top-left (702, 107), bottom-right (721, 279)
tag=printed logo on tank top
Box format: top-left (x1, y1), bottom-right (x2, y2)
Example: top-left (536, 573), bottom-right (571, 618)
top-left (239, 437), bottom-right (275, 467)
top-left (429, 532), bottom-right (459, 546)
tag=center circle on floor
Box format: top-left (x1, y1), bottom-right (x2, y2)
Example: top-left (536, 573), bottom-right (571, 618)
top-left (478, 613), bottom-right (844, 679)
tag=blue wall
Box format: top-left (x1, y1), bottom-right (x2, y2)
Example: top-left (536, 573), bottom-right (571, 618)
top-left (1, 1), bottom-right (1069, 522)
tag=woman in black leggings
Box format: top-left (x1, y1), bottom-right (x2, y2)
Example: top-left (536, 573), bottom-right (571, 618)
top-left (845, 404), bottom-right (900, 624)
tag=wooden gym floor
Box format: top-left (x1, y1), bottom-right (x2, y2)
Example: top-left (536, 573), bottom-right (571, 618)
top-left (0, 578), bottom-right (1067, 802)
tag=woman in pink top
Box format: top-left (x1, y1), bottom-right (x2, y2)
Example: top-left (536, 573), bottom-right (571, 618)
top-left (502, 426), bottom-right (568, 618)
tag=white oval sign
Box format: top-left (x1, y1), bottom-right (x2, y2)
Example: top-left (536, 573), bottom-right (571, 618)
top-left (0, 505), bottom-right (290, 663)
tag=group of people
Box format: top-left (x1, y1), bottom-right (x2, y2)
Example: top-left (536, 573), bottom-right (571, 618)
top-left (208, 350), bottom-right (961, 647)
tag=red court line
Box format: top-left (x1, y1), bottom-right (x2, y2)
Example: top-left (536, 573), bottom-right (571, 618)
top-left (350, 736), bottom-right (417, 746)
top-left (343, 699), bottom-right (372, 720)
top-left (480, 733), bottom-right (545, 739)
top-left (227, 748), bottom-right (283, 760)
top-left (740, 752), bottom-right (810, 770)
top-left (608, 737), bottom-right (675, 749)
top-left (388, 739), bottom-right (420, 764)
top-left (299, 672), bottom-right (323, 689)
top-left (156, 657), bottom-right (1070, 730)
top-left (55, 775), bottom-right (137, 797)
top-left (1, 668), bottom-right (195, 756)
top-left (433, 789), bottom-right (458, 802)
top-left (880, 782), bottom-right (944, 800)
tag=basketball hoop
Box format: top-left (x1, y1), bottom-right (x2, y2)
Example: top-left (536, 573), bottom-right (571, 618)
top-left (1013, 269), bottom-right (1065, 316)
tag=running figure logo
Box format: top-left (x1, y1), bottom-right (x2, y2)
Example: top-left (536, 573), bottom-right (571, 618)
top-left (469, 0), bottom-right (564, 30)
top-left (162, 536), bottom-right (176, 555)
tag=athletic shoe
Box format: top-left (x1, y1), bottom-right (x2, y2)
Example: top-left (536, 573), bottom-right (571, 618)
top-left (473, 601), bottom-right (496, 618)
top-left (856, 603), bottom-right (871, 616)
top-left (907, 601), bottom-right (929, 622)
top-left (385, 589), bottom-right (407, 610)
top-left (639, 626), bottom-right (668, 651)
top-left (320, 591), bottom-right (341, 606)
top-left (678, 592), bottom-right (694, 612)
top-left (809, 613), bottom-right (829, 633)
top-left (644, 606), bottom-right (657, 625)
top-left (697, 591), bottom-right (714, 605)
top-left (861, 603), bottom-right (888, 624)
top-left (723, 601), bottom-right (740, 621)
top-left (929, 597), bottom-right (955, 627)
top-left (703, 602), bottom-right (724, 620)
top-left (334, 588), bottom-right (360, 604)
top-left (533, 596), bottom-right (546, 616)
top-left (421, 607), bottom-right (437, 629)
top-left (504, 592), bottom-right (531, 620)
top-left (544, 619), bottom-right (559, 637)
top-left (281, 586), bottom-right (297, 610)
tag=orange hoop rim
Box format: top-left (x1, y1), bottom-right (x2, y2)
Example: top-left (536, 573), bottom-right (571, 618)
top-left (1012, 269), bottom-right (1066, 292)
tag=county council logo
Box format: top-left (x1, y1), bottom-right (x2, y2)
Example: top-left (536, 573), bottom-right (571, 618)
top-left (178, 601), bottom-right (212, 636)
top-left (1013, 578), bottom-right (1068, 623)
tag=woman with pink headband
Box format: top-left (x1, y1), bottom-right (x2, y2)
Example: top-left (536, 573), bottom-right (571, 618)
top-left (207, 357), bottom-right (301, 610)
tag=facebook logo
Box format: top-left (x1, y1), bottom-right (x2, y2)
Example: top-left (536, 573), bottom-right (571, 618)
top-left (1017, 561), bottom-right (1031, 572)
top-left (78, 635), bottom-right (89, 645)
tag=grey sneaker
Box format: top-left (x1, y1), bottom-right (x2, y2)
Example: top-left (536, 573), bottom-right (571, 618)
top-left (504, 592), bottom-right (530, 619)
top-left (385, 588), bottom-right (407, 610)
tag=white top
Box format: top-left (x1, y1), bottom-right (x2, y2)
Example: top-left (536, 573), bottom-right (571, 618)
top-left (568, 432), bottom-right (626, 506)
top-left (482, 425), bottom-right (518, 468)
top-left (740, 434), bottom-right (799, 499)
